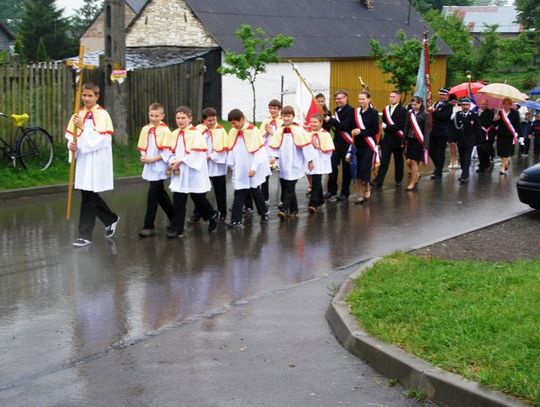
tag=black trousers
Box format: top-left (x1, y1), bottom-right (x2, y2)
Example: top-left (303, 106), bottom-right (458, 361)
top-left (143, 180), bottom-right (174, 229)
top-left (261, 175), bottom-right (270, 201)
top-left (281, 179), bottom-right (298, 213)
top-left (171, 192), bottom-right (215, 234)
top-left (79, 190), bottom-right (118, 240)
top-left (244, 175), bottom-right (270, 208)
top-left (374, 144), bottom-right (403, 185)
top-left (231, 187), bottom-right (267, 223)
top-left (519, 139), bottom-right (531, 155)
top-left (210, 175), bottom-right (227, 217)
top-left (458, 144), bottom-right (473, 180)
top-left (429, 136), bottom-right (448, 176)
top-left (308, 174), bottom-right (324, 207)
top-left (327, 143), bottom-right (351, 196)
top-left (477, 142), bottom-right (492, 171)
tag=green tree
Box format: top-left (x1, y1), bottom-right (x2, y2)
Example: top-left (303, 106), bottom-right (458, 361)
top-left (0, 0), bottom-right (24, 32)
top-left (69, 0), bottom-right (104, 39)
top-left (515, 0), bottom-right (540, 85)
top-left (369, 30), bottom-right (438, 98)
top-left (36, 37), bottom-right (48, 61)
top-left (498, 33), bottom-right (534, 71)
top-left (424, 10), bottom-right (475, 85)
top-left (410, 0), bottom-right (473, 14)
top-left (474, 25), bottom-right (499, 77)
top-left (17, 0), bottom-right (77, 62)
top-left (218, 24), bottom-right (294, 122)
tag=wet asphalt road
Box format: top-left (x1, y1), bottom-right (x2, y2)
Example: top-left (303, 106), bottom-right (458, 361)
top-left (0, 157), bottom-right (535, 406)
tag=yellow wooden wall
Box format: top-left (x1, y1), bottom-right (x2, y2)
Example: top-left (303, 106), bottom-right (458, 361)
top-left (329, 56), bottom-right (447, 111)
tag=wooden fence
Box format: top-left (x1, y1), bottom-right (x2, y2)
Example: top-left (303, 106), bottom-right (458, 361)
top-left (0, 62), bottom-right (73, 145)
top-left (0, 58), bottom-right (205, 144)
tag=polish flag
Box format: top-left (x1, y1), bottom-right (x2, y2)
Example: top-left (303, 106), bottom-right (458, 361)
top-left (294, 79), bottom-right (321, 127)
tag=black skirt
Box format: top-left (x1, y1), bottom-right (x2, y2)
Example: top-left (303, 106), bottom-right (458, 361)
top-left (355, 147), bottom-right (374, 182)
top-left (497, 135), bottom-right (515, 158)
top-left (405, 137), bottom-right (424, 162)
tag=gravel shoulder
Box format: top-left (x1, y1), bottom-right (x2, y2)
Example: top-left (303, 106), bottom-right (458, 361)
top-left (413, 210), bottom-right (540, 261)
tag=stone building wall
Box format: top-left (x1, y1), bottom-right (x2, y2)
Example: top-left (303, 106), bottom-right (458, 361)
top-left (126, 0), bottom-right (218, 47)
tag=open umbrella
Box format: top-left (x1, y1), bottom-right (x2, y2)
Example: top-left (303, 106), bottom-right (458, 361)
top-left (528, 87), bottom-right (540, 96)
top-left (517, 100), bottom-right (540, 111)
top-left (448, 82), bottom-right (484, 99)
top-left (477, 83), bottom-right (525, 102)
top-left (477, 83), bottom-right (525, 109)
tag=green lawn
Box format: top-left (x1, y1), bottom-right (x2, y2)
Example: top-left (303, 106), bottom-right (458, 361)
top-left (347, 252), bottom-right (540, 406)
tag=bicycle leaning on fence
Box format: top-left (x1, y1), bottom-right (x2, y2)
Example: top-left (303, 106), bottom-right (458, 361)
top-left (0, 112), bottom-right (54, 171)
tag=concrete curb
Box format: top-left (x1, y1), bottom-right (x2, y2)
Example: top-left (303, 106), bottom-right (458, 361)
top-left (326, 257), bottom-right (529, 407)
top-left (0, 176), bottom-right (144, 200)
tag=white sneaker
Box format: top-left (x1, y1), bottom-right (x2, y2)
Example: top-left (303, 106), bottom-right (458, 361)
top-left (105, 216), bottom-right (120, 238)
top-left (73, 238), bottom-right (91, 247)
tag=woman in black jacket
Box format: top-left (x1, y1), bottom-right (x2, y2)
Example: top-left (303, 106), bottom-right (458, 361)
top-left (351, 91), bottom-right (379, 204)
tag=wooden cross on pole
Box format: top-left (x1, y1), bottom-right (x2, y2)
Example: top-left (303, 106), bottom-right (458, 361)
top-left (65, 44), bottom-right (96, 220)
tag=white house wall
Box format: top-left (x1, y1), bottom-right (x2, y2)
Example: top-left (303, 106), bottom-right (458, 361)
top-left (221, 60), bottom-right (331, 122)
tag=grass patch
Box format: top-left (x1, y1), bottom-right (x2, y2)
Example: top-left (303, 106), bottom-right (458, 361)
top-left (347, 252), bottom-right (540, 406)
top-left (0, 141), bottom-right (141, 190)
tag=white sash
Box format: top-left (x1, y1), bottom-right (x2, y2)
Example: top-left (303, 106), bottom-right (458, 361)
top-left (355, 107), bottom-right (380, 164)
top-left (409, 111), bottom-right (429, 164)
top-left (383, 105), bottom-right (404, 137)
top-left (500, 110), bottom-right (518, 145)
top-left (334, 109), bottom-right (353, 144)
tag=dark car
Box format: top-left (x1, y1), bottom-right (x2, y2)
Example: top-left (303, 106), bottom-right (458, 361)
top-left (517, 163), bottom-right (540, 209)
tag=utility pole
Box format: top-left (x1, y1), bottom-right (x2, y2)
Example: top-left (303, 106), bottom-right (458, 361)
top-left (102, 0), bottom-right (128, 144)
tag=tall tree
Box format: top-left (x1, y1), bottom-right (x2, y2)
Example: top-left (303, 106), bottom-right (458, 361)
top-left (369, 30), bottom-right (438, 97)
top-left (474, 25), bottom-right (499, 77)
top-left (424, 10), bottom-right (475, 84)
top-left (409, 0), bottom-right (473, 14)
top-left (0, 0), bottom-right (24, 33)
top-left (218, 24), bottom-right (294, 123)
top-left (515, 0), bottom-right (540, 85)
top-left (17, 0), bottom-right (78, 62)
top-left (70, 0), bottom-right (104, 39)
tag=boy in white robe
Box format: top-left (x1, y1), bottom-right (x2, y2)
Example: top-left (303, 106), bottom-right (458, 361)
top-left (269, 106), bottom-right (315, 220)
top-left (257, 99), bottom-right (283, 203)
top-left (163, 106), bottom-right (219, 238)
top-left (66, 83), bottom-right (119, 247)
top-left (306, 114), bottom-right (335, 213)
top-left (137, 103), bottom-right (174, 237)
top-left (193, 107), bottom-right (228, 220)
top-left (226, 109), bottom-right (270, 228)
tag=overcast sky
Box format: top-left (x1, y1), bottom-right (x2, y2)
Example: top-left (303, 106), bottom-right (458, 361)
top-left (57, 0), bottom-right (86, 16)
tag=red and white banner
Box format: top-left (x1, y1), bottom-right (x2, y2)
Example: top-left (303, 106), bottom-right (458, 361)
top-left (294, 79), bottom-right (320, 127)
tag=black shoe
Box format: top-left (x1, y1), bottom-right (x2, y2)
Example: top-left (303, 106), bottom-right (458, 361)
top-left (458, 177), bottom-right (469, 184)
top-left (188, 215), bottom-right (201, 224)
top-left (277, 210), bottom-right (289, 221)
top-left (430, 173), bottom-right (442, 179)
top-left (290, 209), bottom-right (299, 216)
top-left (333, 194), bottom-right (348, 202)
top-left (260, 214), bottom-right (269, 225)
top-left (323, 192), bottom-right (335, 199)
top-left (227, 221), bottom-right (244, 229)
top-left (243, 207), bottom-right (254, 214)
top-left (208, 211), bottom-right (219, 232)
top-left (138, 228), bottom-right (156, 238)
top-left (166, 228), bottom-right (183, 239)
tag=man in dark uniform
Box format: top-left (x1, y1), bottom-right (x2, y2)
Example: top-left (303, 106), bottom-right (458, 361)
top-left (324, 90), bottom-right (355, 201)
top-left (372, 90), bottom-right (407, 187)
top-left (474, 97), bottom-right (495, 173)
top-left (428, 88), bottom-right (453, 179)
top-left (454, 97), bottom-right (481, 183)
